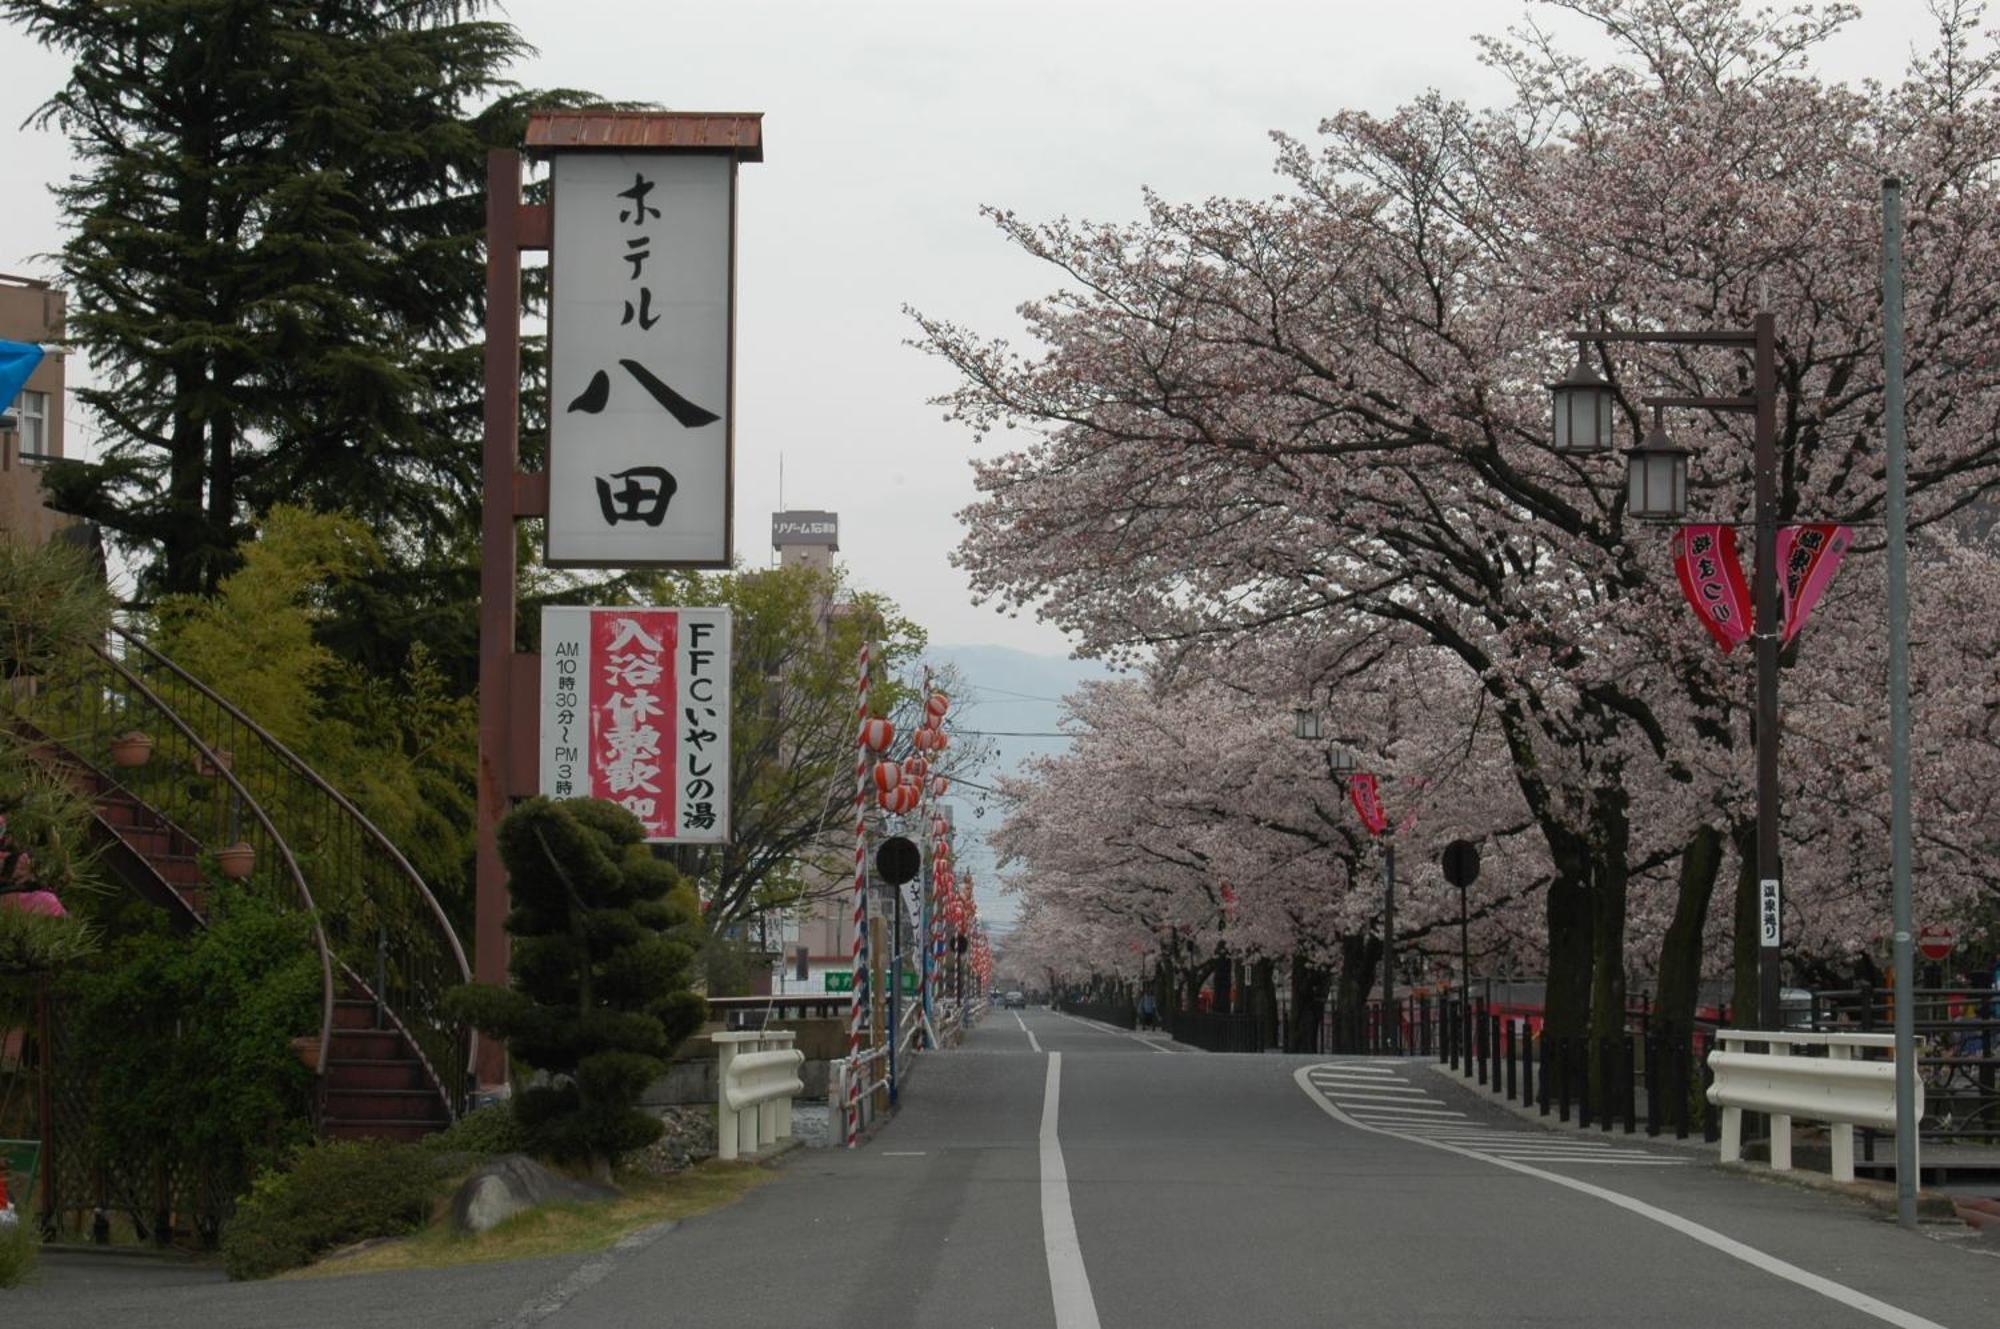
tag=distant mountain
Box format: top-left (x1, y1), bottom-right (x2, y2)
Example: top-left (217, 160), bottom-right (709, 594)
top-left (927, 644), bottom-right (1115, 927)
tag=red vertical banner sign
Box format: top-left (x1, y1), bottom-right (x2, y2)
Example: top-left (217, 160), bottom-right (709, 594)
top-left (1348, 773), bottom-right (1389, 837)
top-left (1672, 524), bottom-right (1754, 653)
top-left (590, 609), bottom-right (678, 839)
top-left (1776, 523), bottom-right (1853, 645)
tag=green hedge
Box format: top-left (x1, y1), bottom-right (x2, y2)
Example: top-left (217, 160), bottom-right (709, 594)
top-left (220, 1139), bottom-right (439, 1280)
top-left (0, 1216), bottom-right (36, 1289)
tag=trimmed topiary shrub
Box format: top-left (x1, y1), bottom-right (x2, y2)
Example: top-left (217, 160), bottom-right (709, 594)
top-left (219, 1139), bottom-right (438, 1280)
top-left (445, 797), bottom-right (706, 1179)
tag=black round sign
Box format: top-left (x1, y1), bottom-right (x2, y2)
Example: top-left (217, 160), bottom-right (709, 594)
top-left (1441, 838), bottom-right (1481, 888)
top-left (876, 835), bottom-right (921, 886)
top-left (954, 933), bottom-right (969, 955)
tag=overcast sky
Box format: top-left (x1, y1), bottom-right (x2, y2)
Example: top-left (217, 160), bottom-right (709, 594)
top-left (0, 0), bottom-right (1956, 658)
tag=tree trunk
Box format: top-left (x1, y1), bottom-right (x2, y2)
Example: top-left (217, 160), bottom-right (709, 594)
top-left (1656, 824), bottom-right (1724, 1040)
top-left (1542, 837), bottom-right (1594, 1048)
top-left (1335, 934), bottom-right (1379, 1053)
top-left (1250, 957), bottom-right (1277, 1050)
top-left (1587, 787), bottom-right (1632, 1115)
top-left (1287, 951), bottom-right (1333, 1053)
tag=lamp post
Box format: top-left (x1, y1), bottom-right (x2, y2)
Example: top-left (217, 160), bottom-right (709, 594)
top-left (1294, 710), bottom-right (1391, 1049)
top-left (1549, 314), bottom-right (1784, 1031)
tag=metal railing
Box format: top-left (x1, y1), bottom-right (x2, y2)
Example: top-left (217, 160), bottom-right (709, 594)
top-left (1809, 987), bottom-right (1999, 1144)
top-left (11, 627), bottom-right (472, 1117)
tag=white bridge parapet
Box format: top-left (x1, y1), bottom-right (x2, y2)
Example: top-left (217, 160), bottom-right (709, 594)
top-left (1705, 1029), bottom-right (1914, 1183)
top-left (712, 1030), bottom-right (804, 1161)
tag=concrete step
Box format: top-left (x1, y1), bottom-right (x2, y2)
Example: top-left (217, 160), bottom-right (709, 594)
top-left (321, 1117), bottom-right (449, 1143)
top-left (325, 1058), bottom-right (430, 1092)
top-left (324, 1088), bottom-right (448, 1122)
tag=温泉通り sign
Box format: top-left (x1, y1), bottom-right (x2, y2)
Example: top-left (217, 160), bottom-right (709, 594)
top-left (547, 152), bottom-right (735, 567)
top-left (539, 606), bottom-right (732, 843)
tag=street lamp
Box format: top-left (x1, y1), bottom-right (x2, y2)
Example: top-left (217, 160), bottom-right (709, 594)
top-left (1552, 313), bottom-right (1784, 1030)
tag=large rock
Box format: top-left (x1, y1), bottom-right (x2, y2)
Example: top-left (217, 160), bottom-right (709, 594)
top-left (450, 1154), bottom-right (618, 1235)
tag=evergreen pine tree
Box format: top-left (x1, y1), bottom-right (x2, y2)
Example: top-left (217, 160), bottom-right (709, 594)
top-left (447, 797), bottom-right (707, 1177)
top-left (3, 0), bottom-right (552, 597)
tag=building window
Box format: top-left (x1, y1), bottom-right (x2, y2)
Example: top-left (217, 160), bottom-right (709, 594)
top-left (9, 390), bottom-right (46, 455)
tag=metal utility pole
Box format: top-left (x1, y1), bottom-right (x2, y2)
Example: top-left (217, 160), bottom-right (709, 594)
top-left (1751, 309), bottom-right (1785, 1033)
top-left (1382, 842), bottom-right (1397, 1052)
top-left (1882, 176), bottom-right (1919, 1230)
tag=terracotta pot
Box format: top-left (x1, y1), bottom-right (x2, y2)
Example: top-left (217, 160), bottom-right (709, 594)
top-left (109, 731), bottom-right (154, 768)
top-left (289, 1035), bottom-right (322, 1071)
top-left (215, 842), bottom-right (256, 879)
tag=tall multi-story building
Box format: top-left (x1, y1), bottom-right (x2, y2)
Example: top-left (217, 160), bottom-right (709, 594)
top-left (0, 274), bottom-right (70, 546)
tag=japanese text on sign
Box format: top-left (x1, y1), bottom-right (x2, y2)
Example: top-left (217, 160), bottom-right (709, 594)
top-left (540, 606), bottom-right (732, 843)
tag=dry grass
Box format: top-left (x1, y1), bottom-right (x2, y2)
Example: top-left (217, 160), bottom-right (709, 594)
top-left (282, 1159), bottom-right (773, 1279)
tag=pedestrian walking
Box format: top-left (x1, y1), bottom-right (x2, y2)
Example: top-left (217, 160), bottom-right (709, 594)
top-left (1138, 990), bottom-right (1158, 1030)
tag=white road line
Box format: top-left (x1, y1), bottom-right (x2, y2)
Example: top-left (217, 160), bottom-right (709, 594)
top-left (1040, 1052), bottom-right (1101, 1329)
top-left (1313, 1066), bottom-right (1401, 1076)
top-left (1342, 1105), bottom-right (1469, 1118)
top-left (1310, 1075), bottom-right (1422, 1088)
top-left (1324, 1093), bottom-right (1451, 1107)
top-left (1016, 1012), bottom-right (1042, 1052)
top-left (1055, 1010), bottom-right (1172, 1053)
top-left (1294, 1065), bottom-right (1949, 1329)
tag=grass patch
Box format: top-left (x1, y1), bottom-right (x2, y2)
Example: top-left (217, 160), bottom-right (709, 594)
top-left (281, 1159), bottom-right (772, 1279)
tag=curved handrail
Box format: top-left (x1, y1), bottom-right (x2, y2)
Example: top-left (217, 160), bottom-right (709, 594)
top-left (87, 646), bottom-right (339, 1074)
top-left (110, 627), bottom-right (471, 990)
top-left (100, 625), bottom-right (475, 1115)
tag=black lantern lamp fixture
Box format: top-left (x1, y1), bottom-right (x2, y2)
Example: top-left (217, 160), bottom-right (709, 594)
top-left (1625, 404), bottom-right (1692, 520)
top-left (1548, 344), bottom-right (1616, 454)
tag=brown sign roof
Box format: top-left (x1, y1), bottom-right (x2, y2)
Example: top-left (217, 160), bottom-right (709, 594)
top-left (523, 110), bottom-right (763, 161)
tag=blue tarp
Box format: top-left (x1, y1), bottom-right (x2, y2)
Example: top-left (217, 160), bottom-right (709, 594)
top-left (0, 338), bottom-right (46, 412)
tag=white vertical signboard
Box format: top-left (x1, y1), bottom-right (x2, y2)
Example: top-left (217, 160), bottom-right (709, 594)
top-left (547, 152), bottom-right (734, 566)
top-left (540, 606), bottom-right (732, 843)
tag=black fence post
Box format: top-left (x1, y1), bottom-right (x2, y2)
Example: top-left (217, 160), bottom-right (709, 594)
top-left (1506, 1020), bottom-right (1519, 1101)
top-left (1558, 1038), bottom-right (1572, 1123)
top-left (1521, 1023), bottom-right (1534, 1107)
top-left (1645, 1030), bottom-right (1662, 1137)
top-left (1490, 1012), bottom-right (1504, 1095)
top-left (1537, 1031), bottom-right (1551, 1115)
top-left (1700, 1046), bottom-right (1720, 1143)
top-left (1578, 1038), bottom-right (1594, 1129)
top-left (1447, 996), bottom-right (1459, 1071)
top-left (1621, 1034), bottom-right (1637, 1134)
top-left (1475, 999), bottom-right (1488, 1085)
top-left (1672, 1026), bottom-right (1691, 1141)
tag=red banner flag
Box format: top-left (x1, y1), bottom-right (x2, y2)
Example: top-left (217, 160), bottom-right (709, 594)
top-left (1348, 773), bottom-right (1389, 837)
top-left (1672, 524), bottom-right (1753, 654)
top-left (1776, 523), bottom-right (1853, 645)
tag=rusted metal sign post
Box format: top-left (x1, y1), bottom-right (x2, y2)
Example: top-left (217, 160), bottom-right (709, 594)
top-left (477, 112), bottom-right (762, 1088)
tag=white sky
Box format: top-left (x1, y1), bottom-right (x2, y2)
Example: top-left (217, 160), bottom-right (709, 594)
top-left (0, 0), bottom-right (1961, 656)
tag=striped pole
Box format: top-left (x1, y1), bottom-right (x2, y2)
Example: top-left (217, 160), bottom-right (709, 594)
top-left (845, 638), bottom-right (871, 1148)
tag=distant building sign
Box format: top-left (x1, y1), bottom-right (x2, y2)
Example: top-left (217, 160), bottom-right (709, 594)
top-left (772, 510), bottom-right (838, 549)
top-left (539, 606), bottom-right (733, 843)
top-left (546, 152), bottom-right (737, 567)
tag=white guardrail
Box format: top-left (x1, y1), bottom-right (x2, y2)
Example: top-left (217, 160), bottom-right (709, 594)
top-left (1705, 1029), bottom-right (1916, 1182)
top-left (712, 1030), bottom-right (805, 1161)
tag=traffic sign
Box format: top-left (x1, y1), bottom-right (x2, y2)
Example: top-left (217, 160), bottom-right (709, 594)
top-left (1441, 839), bottom-right (1480, 888)
top-left (1917, 925), bottom-right (1954, 963)
top-left (823, 970), bottom-right (853, 993)
top-left (876, 835), bottom-right (921, 886)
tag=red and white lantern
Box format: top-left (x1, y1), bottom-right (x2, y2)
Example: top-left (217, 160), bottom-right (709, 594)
top-left (873, 761), bottom-right (901, 794)
top-left (902, 755), bottom-right (929, 783)
top-left (929, 775), bottom-right (950, 797)
top-left (926, 692), bottom-right (950, 722)
top-left (860, 717), bottom-right (895, 752)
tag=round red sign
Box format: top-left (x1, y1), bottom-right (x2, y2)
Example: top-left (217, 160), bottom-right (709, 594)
top-left (1917, 925), bottom-right (1954, 963)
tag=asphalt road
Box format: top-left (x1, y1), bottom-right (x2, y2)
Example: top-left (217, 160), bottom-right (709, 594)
top-left (8, 1007), bottom-right (1996, 1328)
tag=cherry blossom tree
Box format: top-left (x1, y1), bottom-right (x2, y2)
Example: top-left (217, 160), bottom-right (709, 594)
top-left (922, 0), bottom-right (2000, 1058)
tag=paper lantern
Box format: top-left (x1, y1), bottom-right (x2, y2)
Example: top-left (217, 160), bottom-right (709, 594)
top-left (902, 755), bottom-right (929, 783)
top-left (911, 726), bottom-right (938, 752)
top-left (930, 775), bottom-right (950, 797)
top-left (859, 717), bottom-right (895, 752)
top-left (872, 761), bottom-right (901, 794)
top-left (878, 784), bottom-right (919, 815)
top-left (926, 692), bottom-right (950, 721)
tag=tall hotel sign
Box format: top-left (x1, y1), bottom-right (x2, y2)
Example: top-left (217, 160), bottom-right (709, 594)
top-left (479, 113), bottom-right (761, 1070)
top-left (546, 123), bottom-right (747, 567)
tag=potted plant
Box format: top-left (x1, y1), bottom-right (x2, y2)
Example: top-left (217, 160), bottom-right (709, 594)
top-left (289, 1034), bottom-right (322, 1072)
top-left (215, 842), bottom-right (256, 879)
top-left (108, 731), bottom-right (153, 768)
